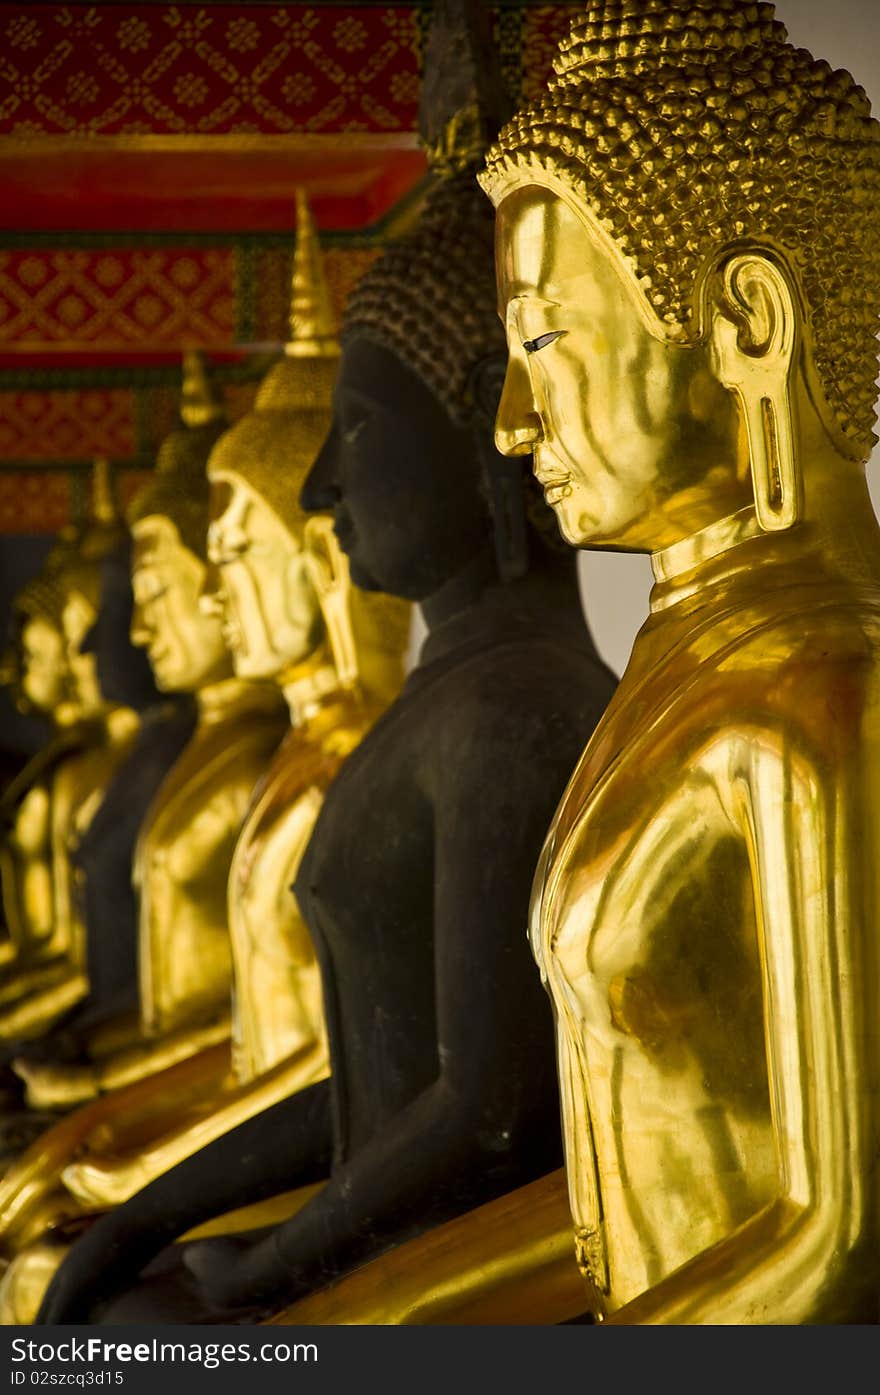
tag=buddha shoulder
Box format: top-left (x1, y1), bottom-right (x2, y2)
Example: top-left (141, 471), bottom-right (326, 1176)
top-left (419, 633), bottom-right (611, 795)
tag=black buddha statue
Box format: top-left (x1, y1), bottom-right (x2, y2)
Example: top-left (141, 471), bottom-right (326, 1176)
top-left (36, 4), bottom-right (617, 1324)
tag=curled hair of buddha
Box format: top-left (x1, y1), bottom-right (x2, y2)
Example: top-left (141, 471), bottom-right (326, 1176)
top-left (342, 171), bottom-right (506, 425)
top-left (14, 574), bottom-right (65, 633)
top-left (60, 459), bottom-right (129, 613)
top-left (480, 0), bottom-right (880, 457)
top-left (127, 351), bottom-right (226, 558)
top-left (210, 191), bottom-right (410, 704)
top-left (342, 0), bottom-right (511, 424)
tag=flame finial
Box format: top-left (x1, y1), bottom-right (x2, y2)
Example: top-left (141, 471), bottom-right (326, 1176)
top-left (90, 456), bottom-right (119, 528)
top-left (286, 188), bottom-right (339, 360)
top-left (180, 349), bottom-right (225, 429)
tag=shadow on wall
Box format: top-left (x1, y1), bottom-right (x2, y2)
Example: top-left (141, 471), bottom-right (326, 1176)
top-left (0, 535), bottom-right (56, 758)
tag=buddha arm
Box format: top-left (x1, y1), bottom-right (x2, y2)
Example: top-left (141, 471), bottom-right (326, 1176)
top-left (607, 731), bottom-right (878, 1326)
top-left (16, 1014), bottom-right (232, 1110)
top-left (0, 973), bottom-right (88, 1043)
top-left (62, 1042), bottom-right (330, 1208)
top-left (36, 1081), bottom-right (333, 1324)
top-left (0, 1044), bottom-right (232, 1255)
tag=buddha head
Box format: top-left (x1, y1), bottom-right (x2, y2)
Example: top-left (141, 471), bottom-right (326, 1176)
top-left (79, 537), bottom-right (160, 713)
top-left (207, 193), bottom-right (409, 702)
top-left (301, 173), bottom-right (501, 601)
top-left (128, 353), bottom-right (231, 695)
top-left (480, 0), bottom-right (880, 553)
top-left (10, 465), bottom-right (132, 724)
top-left (206, 192), bottom-right (335, 683)
top-left (8, 573), bottom-right (69, 720)
top-left (302, 1), bottom-right (565, 601)
top-left (52, 460), bottom-right (132, 719)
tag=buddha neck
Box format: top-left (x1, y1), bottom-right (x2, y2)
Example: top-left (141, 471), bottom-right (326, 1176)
top-left (53, 702), bottom-right (83, 731)
top-left (279, 642), bottom-right (341, 726)
top-left (195, 675), bottom-right (279, 726)
top-left (102, 703), bottom-right (140, 746)
top-left (418, 545), bottom-right (592, 670)
top-left (420, 550), bottom-right (499, 631)
top-left (649, 464), bottom-right (880, 616)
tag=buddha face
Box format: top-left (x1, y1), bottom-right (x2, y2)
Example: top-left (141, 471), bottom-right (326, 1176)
top-left (130, 516), bottom-right (230, 693)
top-left (19, 616), bottom-right (66, 715)
top-left (61, 589), bottom-right (103, 717)
top-left (206, 476), bottom-right (321, 681)
top-left (301, 336), bottom-right (493, 601)
top-left (494, 187), bottom-right (745, 552)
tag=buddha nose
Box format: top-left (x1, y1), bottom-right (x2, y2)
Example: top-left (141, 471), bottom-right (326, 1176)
top-left (301, 425), bottom-right (341, 512)
top-left (494, 356), bottom-right (543, 458)
top-left (198, 561), bottom-right (224, 619)
top-left (130, 609), bottom-right (149, 649)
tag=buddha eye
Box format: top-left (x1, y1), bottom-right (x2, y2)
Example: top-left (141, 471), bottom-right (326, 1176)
top-left (523, 330), bottom-right (567, 355)
top-left (343, 417), bottom-right (367, 446)
top-left (135, 584), bottom-right (167, 608)
top-left (217, 538), bottom-right (250, 565)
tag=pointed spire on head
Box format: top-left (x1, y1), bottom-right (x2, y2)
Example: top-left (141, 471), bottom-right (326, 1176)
top-left (180, 349), bottom-right (225, 429)
top-left (90, 456), bottom-right (120, 528)
top-left (286, 188), bottom-right (339, 361)
top-left (418, 0), bottom-right (511, 176)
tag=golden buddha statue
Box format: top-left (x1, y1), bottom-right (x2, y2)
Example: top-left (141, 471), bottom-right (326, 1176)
top-left (28, 0), bottom-right (629, 1318)
top-left (13, 355), bottom-right (287, 1111)
top-left (0, 466), bottom-right (142, 1041)
top-left (0, 572), bottom-right (75, 978)
top-left (0, 200), bottom-right (407, 1322)
top-left (471, 0), bottom-right (880, 1324)
top-left (53, 191), bottom-right (408, 1211)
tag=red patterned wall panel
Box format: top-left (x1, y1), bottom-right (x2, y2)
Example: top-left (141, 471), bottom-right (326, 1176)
top-left (0, 245), bottom-right (382, 352)
top-left (521, 6), bottom-right (576, 103)
top-left (0, 249), bottom-right (236, 350)
top-left (0, 471), bottom-right (71, 532)
top-left (0, 5), bottom-right (421, 137)
top-left (0, 388), bottom-right (136, 461)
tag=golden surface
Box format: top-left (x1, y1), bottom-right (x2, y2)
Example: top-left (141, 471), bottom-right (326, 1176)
top-left (135, 673), bottom-right (285, 1042)
top-left (0, 1046), bottom-right (233, 1260)
top-left (13, 510), bottom-right (286, 1117)
top-left (0, 201), bottom-right (406, 1286)
top-left (268, 1171), bottom-right (589, 1326)
top-left (180, 1182), bottom-right (325, 1241)
top-left (485, 17), bottom-right (880, 1320)
top-left (0, 1241), bottom-right (66, 1325)
top-left (0, 515), bottom-right (141, 1038)
top-left (52, 195), bottom-right (405, 1208)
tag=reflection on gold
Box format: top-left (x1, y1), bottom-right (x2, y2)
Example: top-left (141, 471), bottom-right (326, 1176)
top-left (14, 356), bottom-right (286, 1113)
top-left (0, 368), bottom-right (265, 1266)
top-left (481, 3), bottom-right (880, 1323)
top-left (270, 1170), bottom-right (588, 1326)
top-left (0, 200), bottom-right (407, 1297)
top-left (0, 465), bottom-right (141, 1040)
top-left (58, 194), bottom-right (407, 1208)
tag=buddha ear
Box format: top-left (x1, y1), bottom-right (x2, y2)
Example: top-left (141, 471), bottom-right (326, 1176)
top-left (303, 516), bottom-right (359, 687)
top-left (709, 252), bottom-right (801, 532)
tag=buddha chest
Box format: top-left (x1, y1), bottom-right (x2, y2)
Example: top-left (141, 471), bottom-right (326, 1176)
top-left (534, 590), bottom-right (880, 1313)
top-left (229, 695), bottom-right (370, 1083)
top-left (136, 694), bottom-right (286, 1037)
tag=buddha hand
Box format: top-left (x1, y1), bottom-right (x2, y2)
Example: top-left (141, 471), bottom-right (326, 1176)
top-left (182, 1232), bottom-right (289, 1314)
